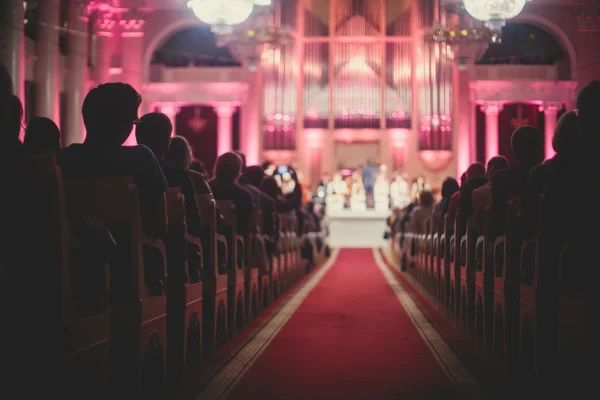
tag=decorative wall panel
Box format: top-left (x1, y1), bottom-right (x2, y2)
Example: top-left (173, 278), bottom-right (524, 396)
top-left (303, 42), bottom-right (330, 128)
top-left (304, 0), bottom-right (330, 36)
top-left (335, 0), bottom-right (382, 37)
top-left (262, 43), bottom-right (297, 150)
top-left (417, 42), bottom-right (452, 151)
top-left (385, 41), bottom-right (412, 128)
top-left (385, 0), bottom-right (411, 36)
top-left (332, 42), bottom-right (382, 129)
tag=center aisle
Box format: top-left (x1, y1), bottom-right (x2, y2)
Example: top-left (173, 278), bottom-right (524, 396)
top-left (225, 249), bottom-right (460, 400)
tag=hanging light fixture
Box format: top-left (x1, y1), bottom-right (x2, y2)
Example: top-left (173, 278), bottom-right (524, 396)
top-left (214, 2), bottom-right (292, 71)
top-left (424, 1), bottom-right (495, 69)
top-left (462, 0), bottom-right (528, 32)
top-left (187, 0), bottom-right (255, 34)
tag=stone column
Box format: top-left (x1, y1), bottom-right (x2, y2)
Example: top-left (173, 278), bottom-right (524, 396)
top-left (215, 105), bottom-right (235, 156)
top-left (119, 8), bottom-right (145, 145)
top-left (480, 102), bottom-right (503, 162)
top-left (453, 64), bottom-right (472, 177)
top-left (34, 0), bottom-right (61, 126)
top-left (543, 102), bottom-right (560, 160)
top-left (92, 6), bottom-right (116, 86)
top-left (64, 2), bottom-right (89, 146)
top-left (160, 104), bottom-right (180, 136)
top-left (0, 0), bottom-right (25, 109)
top-left (243, 68), bottom-right (262, 165)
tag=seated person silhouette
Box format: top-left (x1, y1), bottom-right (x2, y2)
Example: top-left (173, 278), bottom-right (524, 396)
top-left (23, 117), bottom-right (61, 156)
top-left (209, 152), bottom-right (255, 238)
top-left (135, 112), bottom-right (203, 238)
top-left (58, 83), bottom-right (168, 295)
top-left (165, 135), bottom-right (212, 195)
top-left (58, 83), bottom-right (168, 238)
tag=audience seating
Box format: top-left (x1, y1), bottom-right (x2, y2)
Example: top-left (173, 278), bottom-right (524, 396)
top-left (391, 187), bottom-right (590, 400)
top-left (197, 195), bottom-right (228, 351)
top-left (474, 210), bottom-right (495, 353)
top-left (1, 156), bottom-right (328, 399)
top-left (164, 188), bottom-right (203, 387)
top-left (216, 200), bottom-right (247, 336)
top-left (64, 177), bottom-right (168, 399)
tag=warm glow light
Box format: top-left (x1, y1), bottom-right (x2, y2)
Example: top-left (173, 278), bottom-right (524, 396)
top-left (187, 0), bottom-right (254, 27)
top-left (462, 0), bottom-right (527, 31)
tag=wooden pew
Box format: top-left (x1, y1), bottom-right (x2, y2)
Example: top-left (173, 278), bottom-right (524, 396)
top-left (164, 188), bottom-right (203, 387)
top-left (215, 200), bottom-right (246, 337)
top-left (244, 211), bottom-right (260, 321)
top-left (277, 213), bottom-right (291, 292)
top-left (556, 183), bottom-right (593, 398)
top-left (253, 209), bottom-right (272, 311)
top-left (459, 220), bottom-right (477, 336)
top-left (64, 177), bottom-right (168, 400)
top-left (448, 218), bottom-right (460, 319)
top-left (432, 231), bottom-right (440, 300)
top-left (439, 217), bottom-right (452, 308)
top-left (1, 156), bottom-right (113, 399)
top-left (196, 195), bottom-right (228, 353)
top-left (491, 196), bottom-right (521, 375)
top-left (474, 208), bottom-right (496, 353)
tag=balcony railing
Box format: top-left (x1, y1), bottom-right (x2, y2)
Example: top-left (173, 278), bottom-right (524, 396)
top-left (470, 64), bottom-right (558, 81)
top-left (149, 65), bottom-right (248, 83)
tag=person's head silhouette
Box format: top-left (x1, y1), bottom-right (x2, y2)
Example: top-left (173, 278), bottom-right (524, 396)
top-left (486, 156), bottom-right (509, 178)
top-left (82, 83), bottom-right (141, 147)
top-left (165, 136), bottom-right (194, 169)
top-left (135, 112), bottom-right (172, 160)
top-left (552, 110), bottom-right (581, 156)
top-left (24, 117), bottom-right (61, 155)
top-left (244, 165), bottom-right (265, 187)
top-left (5, 95), bottom-right (23, 144)
top-left (0, 65), bottom-right (14, 127)
top-left (510, 125), bottom-right (543, 166)
top-left (214, 152), bottom-right (243, 183)
top-left (576, 80), bottom-right (600, 146)
top-left (466, 162), bottom-right (486, 180)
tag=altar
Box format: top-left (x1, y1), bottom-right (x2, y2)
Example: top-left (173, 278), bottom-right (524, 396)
top-left (326, 195), bottom-right (389, 248)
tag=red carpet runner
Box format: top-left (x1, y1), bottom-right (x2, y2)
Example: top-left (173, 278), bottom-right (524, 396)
top-left (227, 249), bottom-right (458, 400)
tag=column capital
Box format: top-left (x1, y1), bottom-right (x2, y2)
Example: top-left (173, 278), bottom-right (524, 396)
top-left (480, 102), bottom-right (503, 115)
top-left (160, 104), bottom-right (181, 116)
top-left (542, 102), bottom-right (562, 113)
top-left (119, 8), bottom-right (146, 38)
top-left (93, 10), bottom-right (116, 37)
top-left (215, 105), bottom-right (236, 118)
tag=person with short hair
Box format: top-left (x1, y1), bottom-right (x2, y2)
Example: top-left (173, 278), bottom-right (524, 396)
top-left (165, 136), bottom-right (212, 195)
top-left (209, 152), bottom-right (255, 236)
top-left (57, 83), bottom-right (168, 238)
top-left (408, 191), bottom-right (435, 233)
top-left (432, 177), bottom-right (460, 233)
top-left (242, 165), bottom-right (276, 236)
top-left (520, 111), bottom-right (582, 238)
top-left (0, 95), bottom-right (25, 162)
top-left (459, 162), bottom-right (489, 226)
top-left (491, 125), bottom-right (543, 235)
top-left (24, 117), bottom-right (61, 155)
top-left (136, 112), bottom-right (203, 237)
top-left (472, 156), bottom-right (510, 235)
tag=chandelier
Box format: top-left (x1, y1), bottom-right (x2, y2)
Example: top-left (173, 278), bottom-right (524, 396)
top-left (187, 0), bottom-right (255, 35)
top-left (462, 0), bottom-right (528, 32)
top-left (187, 0), bottom-right (290, 70)
top-left (424, 1), bottom-right (496, 69)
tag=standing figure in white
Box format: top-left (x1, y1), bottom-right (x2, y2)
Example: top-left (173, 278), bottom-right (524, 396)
top-left (390, 173), bottom-right (411, 209)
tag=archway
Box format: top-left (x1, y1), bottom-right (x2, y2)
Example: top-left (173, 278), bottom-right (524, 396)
top-left (515, 12), bottom-right (578, 80)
